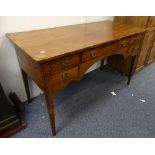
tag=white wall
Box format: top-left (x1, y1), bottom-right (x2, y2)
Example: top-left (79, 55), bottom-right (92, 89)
top-left (0, 16), bottom-right (113, 101)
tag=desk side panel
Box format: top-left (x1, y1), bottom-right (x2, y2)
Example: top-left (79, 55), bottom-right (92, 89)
top-left (15, 47), bottom-right (44, 90)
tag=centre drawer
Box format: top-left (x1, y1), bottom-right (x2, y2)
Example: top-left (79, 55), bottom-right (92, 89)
top-left (82, 38), bottom-right (129, 62)
top-left (52, 67), bottom-right (78, 86)
top-left (50, 53), bottom-right (80, 74)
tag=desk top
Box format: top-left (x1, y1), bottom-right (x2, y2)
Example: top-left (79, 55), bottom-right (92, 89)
top-left (7, 20), bottom-right (145, 63)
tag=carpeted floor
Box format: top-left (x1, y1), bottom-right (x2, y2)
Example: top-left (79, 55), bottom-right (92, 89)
top-left (12, 63), bottom-right (155, 138)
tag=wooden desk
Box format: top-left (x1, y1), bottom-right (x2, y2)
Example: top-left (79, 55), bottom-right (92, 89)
top-left (7, 20), bottom-right (145, 136)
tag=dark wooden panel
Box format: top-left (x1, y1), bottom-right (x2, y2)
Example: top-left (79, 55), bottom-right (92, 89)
top-left (0, 83), bottom-right (25, 137)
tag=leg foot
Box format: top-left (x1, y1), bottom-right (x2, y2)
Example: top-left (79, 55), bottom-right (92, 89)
top-left (20, 69), bottom-right (31, 102)
top-left (100, 59), bottom-right (104, 70)
top-left (127, 56), bottom-right (136, 85)
top-left (44, 93), bottom-right (56, 136)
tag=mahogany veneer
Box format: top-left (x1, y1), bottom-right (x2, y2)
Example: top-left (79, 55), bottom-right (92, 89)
top-left (7, 20), bottom-right (145, 136)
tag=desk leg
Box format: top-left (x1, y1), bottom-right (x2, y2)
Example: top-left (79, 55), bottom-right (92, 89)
top-left (127, 56), bottom-right (136, 85)
top-left (44, 91), bottom-right (56, 136)
top-left (21, 69), bottom-right (31, 102)
top-left (100, 59), bottom-right (104, 70)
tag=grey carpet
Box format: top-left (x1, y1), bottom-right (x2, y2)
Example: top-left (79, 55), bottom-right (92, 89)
top-left (12, 63), bottom-right (155, 138)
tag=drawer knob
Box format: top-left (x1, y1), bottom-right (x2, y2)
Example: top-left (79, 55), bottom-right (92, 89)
top-left (89, 50), bottom-right (96, 58)
top-left (121, 44), bottom-right (126, 48)
top-left (62, 73), bottom-right (70, 80)
top-left (62, 60), bottom-right (70, 67)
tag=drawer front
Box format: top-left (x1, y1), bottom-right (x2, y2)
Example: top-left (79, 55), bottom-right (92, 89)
top-left (82, 38), bottom-right (129, 62)
top-left (50, 53), bottom-right (80, 74)
top-left (52, 67), bottom-right (78, 86)
top-left (128, 42), bottom-right (142, 55)
top-left (130, 34), bottom-right (144, 45)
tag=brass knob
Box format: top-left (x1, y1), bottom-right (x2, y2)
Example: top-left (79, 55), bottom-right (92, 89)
top-left (89, 50), bottom-right (96, 58)
top-left (121, 44), bottom-right (126, 48)
top-left (62, 73), bottom-right (70, 80)
top-left (62, 59), bottom-right (70, 67)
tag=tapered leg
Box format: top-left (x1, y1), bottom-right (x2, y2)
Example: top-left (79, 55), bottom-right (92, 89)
top-left (100, 59), bottom-right (104, 70)
top-left (127, 56), bottom-right (136, 85)
top-left (20, 69), bottom-right (31, 102)
top-left (44, 92), bottom-right (56, 136)
top-left (42, 63), bottom-right (56, 136)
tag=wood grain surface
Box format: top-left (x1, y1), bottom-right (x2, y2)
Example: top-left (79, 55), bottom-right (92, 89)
top-left (7, 20), bottom-right (145, 63)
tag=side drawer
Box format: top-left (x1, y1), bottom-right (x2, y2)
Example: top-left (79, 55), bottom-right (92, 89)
top-left (50, 53), bottom-right (80, 74)
top-left (128, 42), bottom-right (142, 55)
top-left (129, 34), bottom-right (144, 45)
top-left (82, 38), bottom-right (129, 62)
top-left (52, 67), bottom-right (78, 86)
